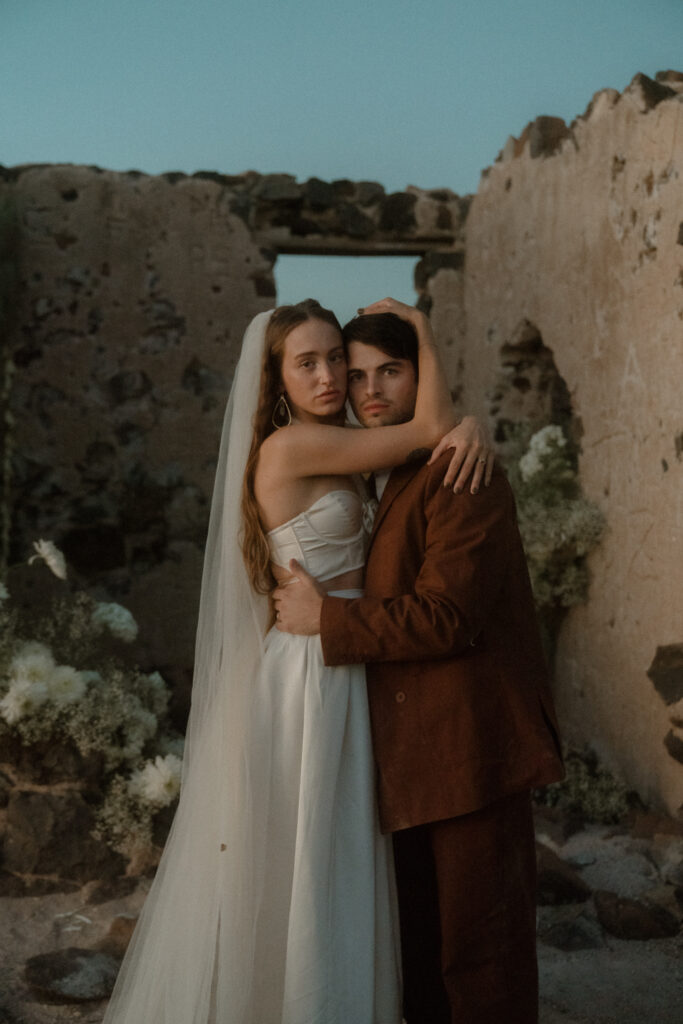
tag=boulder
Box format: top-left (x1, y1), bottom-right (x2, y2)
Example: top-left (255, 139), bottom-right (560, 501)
top-left (593, 890), bottom-right (680, 940)
top-left (97, 913), bottom-right (139, 958)
top-left (536, 842), bottom-right (592, 905)
top-left (0, 871), bottom-right (80, 897)
top-left (24, 947), bottom-right (120, 1002)
top-left (537, 906), bottom-right (604, 951)
top-left (3, 789), bottom-right (124, 882)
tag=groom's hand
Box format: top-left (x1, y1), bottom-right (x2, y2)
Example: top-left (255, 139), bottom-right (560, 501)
top-left (273, 561), bottom-right (324, 635)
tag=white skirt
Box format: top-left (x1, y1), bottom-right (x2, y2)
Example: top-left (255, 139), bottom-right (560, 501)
top-left (104, 591), bottom-right (401, 1024)
top-left (250, 597), bottom-right (401, 1023)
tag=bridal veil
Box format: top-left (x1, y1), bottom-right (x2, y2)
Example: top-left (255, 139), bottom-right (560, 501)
top-left (103, 311), bottom-right (274, 1023)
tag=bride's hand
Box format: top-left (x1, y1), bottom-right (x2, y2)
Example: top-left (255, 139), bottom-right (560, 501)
top-left (428, 415), bottom-right (495, 494)
top-left (357, 297), bottom-right (425, 330)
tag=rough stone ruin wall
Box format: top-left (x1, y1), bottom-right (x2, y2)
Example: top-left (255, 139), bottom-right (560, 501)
top-left (1, 167), bottom-right (463, 700)
top-left (428, 72), bottom-right (683, 814)
top-left (2, 70), bottom-right (682, 812)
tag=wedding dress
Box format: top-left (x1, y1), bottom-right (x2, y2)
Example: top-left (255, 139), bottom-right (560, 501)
top-left (102, 312), bottom-right (401, 1024)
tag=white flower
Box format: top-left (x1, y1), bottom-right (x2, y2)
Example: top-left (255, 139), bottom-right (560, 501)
top-left (519, 425), bottom-right (568, 481)
top-left (48, 664), bottom-right (87, 706)
top-left (129, 754), bottom-right (182, 808)
top-left (91, 602), bottom-right (138, 643)
top-left (120, 707), bottom-right (158, 762)
top-left (530, 424), bottom-right (567, 455)
top-left (10, 642), bottom-right (55, 686)
top-left (81, 670), bottom-right (103, 687)
top-left (0, 678), bottom-right (49, 725)
top-left (519, 450), bottom-right (542, 481)
top-left (0, 582), bottom-right (9, 603)
top-left (146, 671), bottom-right (166, 691)
top-left (158, 735), bottom-right (185, 759)
top-left (28, 539), bottom-right (67, 580)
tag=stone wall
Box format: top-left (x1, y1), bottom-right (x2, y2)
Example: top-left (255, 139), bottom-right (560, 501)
top-left (428, 72), bottom-right (683, 814)
top-left (1, 166), bottom-right (462, 692)
top-left (2, 166), bottom-right (274, 683)
top-left (2, 70), bottom-right (682, 813)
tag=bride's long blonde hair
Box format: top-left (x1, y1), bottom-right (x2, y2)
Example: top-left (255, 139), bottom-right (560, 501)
top-left (240, 299), bottom-right (342, 594)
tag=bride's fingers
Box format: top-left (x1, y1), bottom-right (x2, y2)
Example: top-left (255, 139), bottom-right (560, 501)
top-left (442, 447), bottom-right (467, 488)
top-left (357, 298), bottom-right (393, 315)
top-left (452, 449), bottom-right (482, 494)
top-left (427, 435), bottom-right (450, 464)
top-left (468, 458), bottom-right (486, 495)
top-left (484, 452), bottom-right (495, 486)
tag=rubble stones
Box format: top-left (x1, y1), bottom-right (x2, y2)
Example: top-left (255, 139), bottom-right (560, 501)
top-left (3, 790), bottom-right (124, 883)
top-left (0, 770), bottom-right (11, 809)
top-left (85, 876), bottom-right (139, 905)
top-left (0, 872), bottom-right (80, 897)
top-left (0, 736), bottom-right (104, 785)
top-left (593, 890), bottom-right (680, 940)
top-left (537, 905), bottom-right (605, 951)
top-left (97, 914), bottom-right (138, 958)
top-left (24, 947), bottom-right (120, 1002)
top-left (378, 192), bottom-right (417, 233)
top-left (536, 842), bottom-right (592, 905)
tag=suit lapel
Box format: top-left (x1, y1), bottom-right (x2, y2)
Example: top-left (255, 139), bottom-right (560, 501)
top-left (367, 458), bottom-right (426, 555)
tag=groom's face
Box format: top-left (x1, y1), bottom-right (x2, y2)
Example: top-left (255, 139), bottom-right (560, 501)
top-left (346, 341), bottom-right (418, 428)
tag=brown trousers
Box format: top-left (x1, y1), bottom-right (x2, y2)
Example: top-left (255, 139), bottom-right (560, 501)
top-left (392, 791), bottom-right (538, 1024)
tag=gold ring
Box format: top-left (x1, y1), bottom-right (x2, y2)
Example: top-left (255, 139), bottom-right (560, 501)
top-left (478, 457), bottom-right (487, 463)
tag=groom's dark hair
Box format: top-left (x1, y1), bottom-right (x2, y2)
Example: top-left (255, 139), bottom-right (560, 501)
top-left (341, 312), bottom-right (419, 376)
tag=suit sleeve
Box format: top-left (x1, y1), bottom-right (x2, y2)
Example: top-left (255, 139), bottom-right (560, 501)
top-left (320, 464), bottom-right (518, 665)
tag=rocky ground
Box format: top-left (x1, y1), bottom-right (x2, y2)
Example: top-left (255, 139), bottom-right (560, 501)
top-left (0, 808), bottom-right (681, 1024)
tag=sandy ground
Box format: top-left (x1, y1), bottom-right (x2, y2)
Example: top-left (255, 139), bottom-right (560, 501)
top-left (1, 840), bottom-right (681, 1023)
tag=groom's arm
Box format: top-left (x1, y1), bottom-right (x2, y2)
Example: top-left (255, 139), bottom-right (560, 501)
top-left (320, 465), bottom-right (519, 666)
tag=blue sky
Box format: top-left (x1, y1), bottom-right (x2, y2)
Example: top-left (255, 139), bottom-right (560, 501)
top-left (3, 0), bottom-right (682, 321)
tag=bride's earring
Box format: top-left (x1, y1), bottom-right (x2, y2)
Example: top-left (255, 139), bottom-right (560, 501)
top-left (272, 392), bottom-right (292, 429)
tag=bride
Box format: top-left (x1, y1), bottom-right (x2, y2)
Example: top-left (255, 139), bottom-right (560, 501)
top-left (103, 297), bottom-right (489, 1024)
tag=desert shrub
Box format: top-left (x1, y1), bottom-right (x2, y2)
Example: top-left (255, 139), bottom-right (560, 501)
top-left (503, 423), bottom-right (605, 613)
top-left (0, 540), bottom-right (184, 860)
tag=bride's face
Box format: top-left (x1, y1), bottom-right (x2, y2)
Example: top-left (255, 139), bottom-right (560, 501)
top-left (279, 319), bottom-right (348, 423)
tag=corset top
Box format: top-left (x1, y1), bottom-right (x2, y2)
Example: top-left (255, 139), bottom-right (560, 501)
top-left (267, 489), bottom-right (372, 582)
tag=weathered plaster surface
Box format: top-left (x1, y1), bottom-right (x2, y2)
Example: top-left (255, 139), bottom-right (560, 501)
top-left (430, 73), bottom-right (683, 813)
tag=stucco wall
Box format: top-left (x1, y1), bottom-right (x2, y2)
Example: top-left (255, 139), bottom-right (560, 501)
top-left (430, 73), bottom-right (683, 813)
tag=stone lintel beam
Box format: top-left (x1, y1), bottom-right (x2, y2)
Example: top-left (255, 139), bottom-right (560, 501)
top-left (255, 233), bottom-right (458, 257)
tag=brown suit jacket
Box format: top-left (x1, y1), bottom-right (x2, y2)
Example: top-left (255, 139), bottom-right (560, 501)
top-left (320, 455), bottom-right (564, 833)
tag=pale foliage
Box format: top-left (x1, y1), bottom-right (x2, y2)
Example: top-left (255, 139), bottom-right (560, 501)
top-left (0, 545), bottom-right (184, 858)
top-left (504, 423), bottom-right (605, 612)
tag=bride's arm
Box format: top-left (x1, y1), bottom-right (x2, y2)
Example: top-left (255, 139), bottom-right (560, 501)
top-left (263, 299), bottom-right (456, 479)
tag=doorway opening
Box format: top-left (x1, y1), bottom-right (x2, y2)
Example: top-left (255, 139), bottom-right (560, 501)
top-left (274, 254), bottom-right (418, 325)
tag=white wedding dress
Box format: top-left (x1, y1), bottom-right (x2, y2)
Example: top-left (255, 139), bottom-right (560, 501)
top-left (250, 487), bottom-right (401, 1022)
top-left (103, 484), bottom-right (401, 1024)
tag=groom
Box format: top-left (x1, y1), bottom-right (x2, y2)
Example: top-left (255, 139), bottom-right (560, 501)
top-left (274, 310), bottom-right (564, 1024)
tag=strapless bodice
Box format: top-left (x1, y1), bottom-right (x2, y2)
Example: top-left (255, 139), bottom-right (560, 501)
top-left (267, 489), bottom-right (374, 582)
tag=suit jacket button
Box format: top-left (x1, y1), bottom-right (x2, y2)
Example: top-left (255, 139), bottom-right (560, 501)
top-left (395, 691), bottom-right (406, 703)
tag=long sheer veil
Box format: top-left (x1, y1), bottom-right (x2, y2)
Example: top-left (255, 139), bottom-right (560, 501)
top-left (103, 310), bottom-right (274, 1023)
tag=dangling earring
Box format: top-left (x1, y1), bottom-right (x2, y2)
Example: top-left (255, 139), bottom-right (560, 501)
top-left (272, 392), bottom-right (292, 429)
